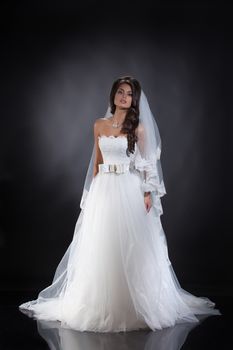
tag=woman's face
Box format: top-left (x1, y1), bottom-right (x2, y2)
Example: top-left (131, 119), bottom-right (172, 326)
top-left (114, 83), bottom-right (133, 109)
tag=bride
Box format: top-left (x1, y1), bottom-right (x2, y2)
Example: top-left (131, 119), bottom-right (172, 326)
top-left (19, 75), bottom-right (221, 332)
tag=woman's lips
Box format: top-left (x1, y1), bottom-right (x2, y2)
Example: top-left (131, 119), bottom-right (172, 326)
top-left (120, 100), bottom-right (126, 103)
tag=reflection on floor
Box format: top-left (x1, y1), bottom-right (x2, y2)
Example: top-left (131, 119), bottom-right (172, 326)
top-left (35, 316), bottom-right (206, 350)
top-left (1, 292), bottom-right (232, 349)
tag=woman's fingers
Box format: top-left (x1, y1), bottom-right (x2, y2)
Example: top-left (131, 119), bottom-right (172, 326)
top-left (144, 194), bottom-right (152, 213)
top-left (145, 201), bottom-right (151, 213)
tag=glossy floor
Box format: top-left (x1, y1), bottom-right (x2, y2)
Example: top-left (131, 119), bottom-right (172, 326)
top-left (1, 292), bottom-right (232, 349)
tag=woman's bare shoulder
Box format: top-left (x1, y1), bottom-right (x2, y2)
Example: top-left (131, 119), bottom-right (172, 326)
top-left (94, 117), bottom-right (110, 127)
top-left (95, 116), bottom-right (108, 123)
top-left (94, 117), bottom-right (110, 134)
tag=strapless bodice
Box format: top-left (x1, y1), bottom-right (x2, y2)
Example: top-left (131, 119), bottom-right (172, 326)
top-left (98, 135), bottom-right (137, 165)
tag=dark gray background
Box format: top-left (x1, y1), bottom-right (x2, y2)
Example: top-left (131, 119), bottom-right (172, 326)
top-left (0, 1), bottom-right (232, 296)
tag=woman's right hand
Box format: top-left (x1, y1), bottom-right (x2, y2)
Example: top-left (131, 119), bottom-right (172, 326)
top-left (144, 192), bottom-right (152, 213)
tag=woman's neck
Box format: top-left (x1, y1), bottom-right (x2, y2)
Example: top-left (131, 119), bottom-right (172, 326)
top-left (112, 107), bottom-right (128, 123)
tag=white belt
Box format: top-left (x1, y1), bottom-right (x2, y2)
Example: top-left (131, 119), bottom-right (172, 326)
top-left (98, 163), bottom-right (131, 174)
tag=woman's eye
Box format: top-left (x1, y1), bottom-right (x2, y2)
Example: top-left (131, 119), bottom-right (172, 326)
top-left (117, 90), bottom-right (132, 96)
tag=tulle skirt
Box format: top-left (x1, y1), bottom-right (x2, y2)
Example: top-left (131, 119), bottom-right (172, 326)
top-left (19, 169), bottom-right (220, 332)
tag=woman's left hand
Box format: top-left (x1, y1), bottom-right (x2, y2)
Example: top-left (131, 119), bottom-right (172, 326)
top-left (144, 192), bottom-right (152, 213)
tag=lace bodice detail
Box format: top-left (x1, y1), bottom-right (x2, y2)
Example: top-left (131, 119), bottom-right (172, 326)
top-left (98, 135), bottom-right (136, 165)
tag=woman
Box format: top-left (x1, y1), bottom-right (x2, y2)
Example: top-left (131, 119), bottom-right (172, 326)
top-left (19, 76), bottom-right (220, 332)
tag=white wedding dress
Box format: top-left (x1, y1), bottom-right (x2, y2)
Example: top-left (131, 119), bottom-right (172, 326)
top-left (19, 135), bottom-right (220, 332)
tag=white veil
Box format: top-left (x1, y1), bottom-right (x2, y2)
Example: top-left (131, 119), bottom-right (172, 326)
top-left (80, 89), bottom-right (167, 217)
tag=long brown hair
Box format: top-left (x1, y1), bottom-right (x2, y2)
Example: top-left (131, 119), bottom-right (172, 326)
top-left (109, 76), bottom-right (141, 156)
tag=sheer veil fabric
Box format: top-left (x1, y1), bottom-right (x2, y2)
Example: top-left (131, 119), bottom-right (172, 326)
top-left (19, 88), bottom-right (221, 332)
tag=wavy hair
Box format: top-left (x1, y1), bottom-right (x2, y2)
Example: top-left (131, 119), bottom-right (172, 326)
top-left (109, 75), bottom-right (141, 156)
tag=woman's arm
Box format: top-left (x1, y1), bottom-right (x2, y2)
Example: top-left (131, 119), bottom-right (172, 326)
top-left (93, 119), bottom-right (103, 177)
top-left (135, 124), bottom-right (152, 213)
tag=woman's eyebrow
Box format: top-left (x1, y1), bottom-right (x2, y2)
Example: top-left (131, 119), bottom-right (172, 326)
top-left (118, 87), bottom-right (132, 93)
